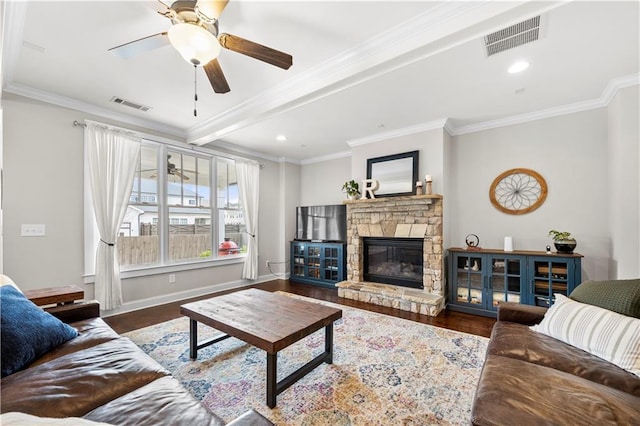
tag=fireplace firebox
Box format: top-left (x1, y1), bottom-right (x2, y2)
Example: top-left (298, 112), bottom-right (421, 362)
top-left (363, 237), bottom-right (424, 289)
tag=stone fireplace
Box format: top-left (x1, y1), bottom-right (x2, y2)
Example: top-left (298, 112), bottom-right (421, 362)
top-left (336, 195), bottom-right (444, 316)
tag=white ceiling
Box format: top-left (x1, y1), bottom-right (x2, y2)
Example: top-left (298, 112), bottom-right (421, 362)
top-left (2, 1), bottom-right (639, 162)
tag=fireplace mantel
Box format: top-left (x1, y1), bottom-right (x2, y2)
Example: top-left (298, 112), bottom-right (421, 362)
top-left (337, 195), bottom-right (444, 316)
top-left (343, 194), bottom-right (442, 205)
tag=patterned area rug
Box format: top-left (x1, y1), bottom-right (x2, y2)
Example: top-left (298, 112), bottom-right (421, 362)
top-left (123, 293), bottom-right (488, 425)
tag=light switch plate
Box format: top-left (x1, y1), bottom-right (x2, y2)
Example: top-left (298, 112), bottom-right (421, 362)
top-left (21, 224), bottom-right (46, 237)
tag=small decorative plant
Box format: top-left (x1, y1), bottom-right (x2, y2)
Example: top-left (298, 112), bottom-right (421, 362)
top-left (548, 230), bottom-right (573, 241)
top-left (342, 180), bottom-right (360, 198)
top-left (548, 230), bottom-right (577, 254)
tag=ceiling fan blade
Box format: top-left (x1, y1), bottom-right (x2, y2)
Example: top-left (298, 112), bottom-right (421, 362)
top-left (108, 32), bottom-right (169, 59)
top-left (196, 0), bottom-right (229, 21)
top-left (203, 58), bottom-right (231, 93)
top-left (219, 33), bottom-right (293, 70)
top-left (174, 171), bottom-right (190, 180)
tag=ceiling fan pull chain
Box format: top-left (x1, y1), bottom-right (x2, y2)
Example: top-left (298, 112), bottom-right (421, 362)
top-left (193, 64), bottom-right (198, 117)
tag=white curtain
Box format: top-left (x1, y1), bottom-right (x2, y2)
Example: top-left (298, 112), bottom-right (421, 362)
top-left (85, 121), bottom-right (141, 310)
top-left (236, 158), bottom-right (260, 280)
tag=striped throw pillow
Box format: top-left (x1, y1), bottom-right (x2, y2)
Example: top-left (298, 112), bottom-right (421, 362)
top-left (531, 294), bottom-right (640, 377)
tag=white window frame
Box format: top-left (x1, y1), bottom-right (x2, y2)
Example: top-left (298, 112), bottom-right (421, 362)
top-left (84, 134), bottom-right (246, 284)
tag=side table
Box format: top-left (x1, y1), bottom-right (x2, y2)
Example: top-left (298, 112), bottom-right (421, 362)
top-left (23, 285), bottom-right (85, 306)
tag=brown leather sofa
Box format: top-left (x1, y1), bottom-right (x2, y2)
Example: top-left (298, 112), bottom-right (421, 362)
top-left (0, 300), bottom-right (272, 426)
top-left (471, 302), bottom-right (640, 425)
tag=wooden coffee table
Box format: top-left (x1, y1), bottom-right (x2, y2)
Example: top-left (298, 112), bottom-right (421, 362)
top-left (180, 288), bottom-right (342, 408)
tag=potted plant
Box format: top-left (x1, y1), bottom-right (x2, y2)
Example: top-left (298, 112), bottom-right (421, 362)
top-left (342, 180), bottom-right (360, 200)
top-left (548, 230), bottom-right (577, 254)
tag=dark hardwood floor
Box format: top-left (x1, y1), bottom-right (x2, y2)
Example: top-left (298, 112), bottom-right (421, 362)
top-left (104, 280), bottom-right (496, 338)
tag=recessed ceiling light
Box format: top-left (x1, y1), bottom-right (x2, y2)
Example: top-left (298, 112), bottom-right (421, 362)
top-left (508, 61), bottom-right (530, 74)
top-left (276, 135), bottom-right (287, 141)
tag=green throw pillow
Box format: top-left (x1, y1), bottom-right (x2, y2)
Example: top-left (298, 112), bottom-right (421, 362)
top-left (569, 278), bottom-right (640, 318)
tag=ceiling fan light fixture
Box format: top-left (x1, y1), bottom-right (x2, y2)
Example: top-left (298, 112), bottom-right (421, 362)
top-left (168, 23), bottom-right (221, 66)
top-left (195, 1), bottom-right (218, 23)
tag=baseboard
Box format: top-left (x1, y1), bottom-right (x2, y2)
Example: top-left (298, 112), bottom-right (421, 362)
top-left (101, 273), bottom-right (285, 317)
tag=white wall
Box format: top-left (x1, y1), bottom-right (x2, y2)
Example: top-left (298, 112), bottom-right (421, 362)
top-left (299, 156), bottom-right (351, 206)
top-left (450, 109), bottom-right (610, 280)
top-left (442, 129), bottom-right (452, 249)
top-left (4, 95), bottom-right (88, 288)
top-left (2, 94), bottom-right (285, 312)
top-left (607, 85), bottom-right (640, 278)
top-left (277, 162), bottom-right (300, 274)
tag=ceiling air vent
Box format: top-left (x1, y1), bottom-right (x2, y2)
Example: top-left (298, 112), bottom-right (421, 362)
top-left (110, 97), bottom-right (151, 112)
top-left (484, 15), bottom-right (540, 56)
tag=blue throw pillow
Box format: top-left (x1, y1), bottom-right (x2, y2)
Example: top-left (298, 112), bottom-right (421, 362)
top-left (1, 285), bottom-right (78, 377)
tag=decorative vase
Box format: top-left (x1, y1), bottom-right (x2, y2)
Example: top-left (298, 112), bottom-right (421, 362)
top-left (348, 194), bottom-right (358, 201)
top-left (554, 239), bottom-right (577, 254)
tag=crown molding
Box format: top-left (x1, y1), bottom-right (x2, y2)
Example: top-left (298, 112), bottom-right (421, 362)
top-left (300, 150), bottom-right (351, 166)
top-left (205, 139), bottom-right (283, 163)
top-left (4, 83), bottom-right (186, 139)
top-left (186, 0), bottom-right (523, 145)
top-left (2, 80), bottom-right (297, 167)
top-left (278, 157), bottom-right (301, 165)
top-left (347, 119), bottom-right (449, 147)
top-left (1, 1), bottom-right (27, 88)
top-left (451, 99), bottom-right (606, 136)
top-left (204, 140), bottom-right (301, 165)
top-left (341, 73), bottom-right (640, 144)
top-left (601, 73), bottom-right (640, 106)
top-left (442, 118), bottom-right (455, 136)
top-left (450, 72), bottom-right (640, 136)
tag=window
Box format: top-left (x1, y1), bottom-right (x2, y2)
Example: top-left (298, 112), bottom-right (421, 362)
top-left (217, 158), bottom-right (248, 256)
top-left (121, 144), bottom-right (160, 265)
top-left (89, 139), bottom-right (246, 273)
top-left (166, 150), bottom-right (212, 261)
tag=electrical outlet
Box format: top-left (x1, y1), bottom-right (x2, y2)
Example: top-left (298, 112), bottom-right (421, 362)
top-left (169, 274), bottom-right (176, 283)
top-left (265, 260), bottom-right (270, 267)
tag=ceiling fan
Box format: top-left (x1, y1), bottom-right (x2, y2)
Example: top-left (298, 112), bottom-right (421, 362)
top-left (144, 155), bottom-right (192, 180)
top-left (109, 0), bottom-right (293, 94)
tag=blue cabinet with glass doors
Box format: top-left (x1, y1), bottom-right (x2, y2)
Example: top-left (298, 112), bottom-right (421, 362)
top-left (290, 241), bottom-right (346, 288)
top-left (448, 248), bottom-right (582, 318)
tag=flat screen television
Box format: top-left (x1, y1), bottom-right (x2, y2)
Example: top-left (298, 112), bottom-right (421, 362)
top-left (295, 204), bottom-right (347, 242)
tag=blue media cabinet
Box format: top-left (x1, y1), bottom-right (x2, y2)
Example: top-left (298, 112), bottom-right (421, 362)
top-left (290, 241), bottom-right (346, 288)
top-left (447, 247), bottom-right (583, 318)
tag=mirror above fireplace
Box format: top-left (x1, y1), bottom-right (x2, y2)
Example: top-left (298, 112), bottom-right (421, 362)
top-left (366, 150), bottom-right (419, 198)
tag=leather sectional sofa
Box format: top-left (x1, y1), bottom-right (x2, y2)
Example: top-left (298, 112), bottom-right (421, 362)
top-left (471, 299), bottom-right (640, 425)
top-left (0, 289), bottom-right (272, 425)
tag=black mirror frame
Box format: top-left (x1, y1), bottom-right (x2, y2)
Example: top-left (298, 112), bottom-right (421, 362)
top-left (366, 150), bottom-right (419, 198)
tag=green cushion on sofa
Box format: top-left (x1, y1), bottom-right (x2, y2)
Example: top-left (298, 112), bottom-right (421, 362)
top-left (569, 278), bottom-right (640, 318)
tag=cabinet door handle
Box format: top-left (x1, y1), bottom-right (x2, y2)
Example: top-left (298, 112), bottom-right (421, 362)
top-left (487, 276), bottom-right (492, 289)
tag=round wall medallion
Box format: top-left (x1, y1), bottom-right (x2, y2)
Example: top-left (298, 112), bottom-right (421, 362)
top-left (489, 168), bottom-right (547, 215)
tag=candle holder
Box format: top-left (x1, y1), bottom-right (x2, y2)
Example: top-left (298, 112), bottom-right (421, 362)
top-left (425, 181), bottom-right (432, 195)
top-left (425, 175), bottom-right (433, 195)
top-left (415, 181), bottom-right (423, 195)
